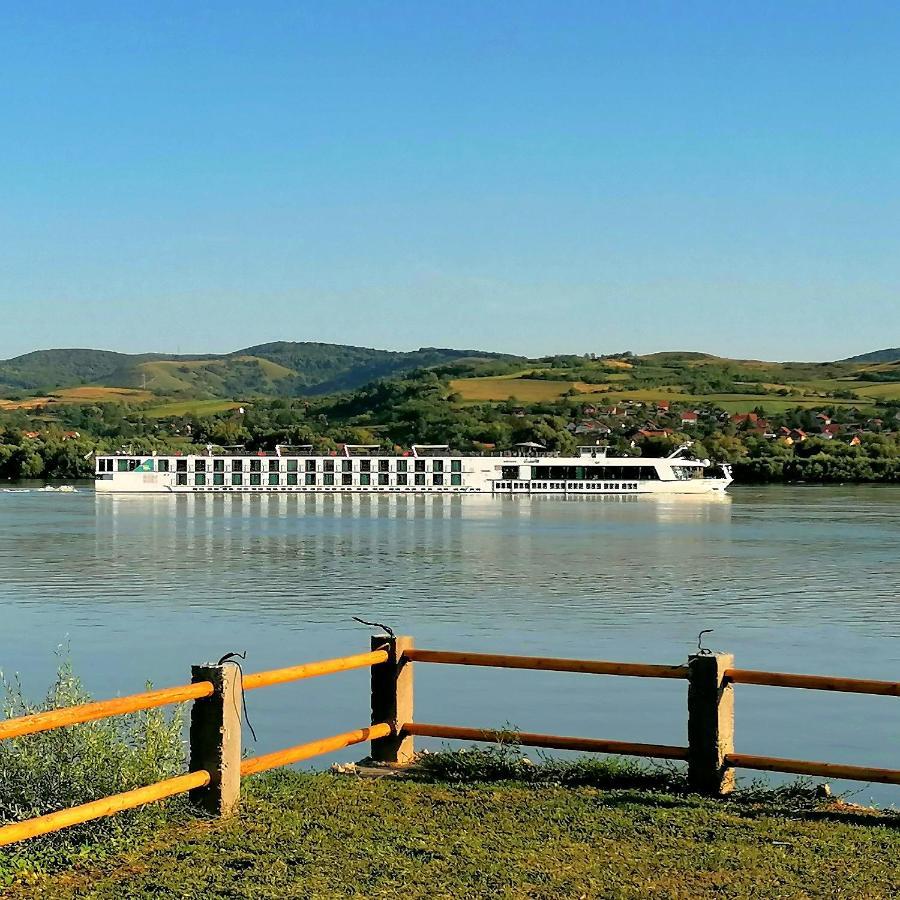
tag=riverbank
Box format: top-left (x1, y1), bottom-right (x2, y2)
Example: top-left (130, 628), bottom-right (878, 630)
top-left (4, 767), bottom-right (899, 899)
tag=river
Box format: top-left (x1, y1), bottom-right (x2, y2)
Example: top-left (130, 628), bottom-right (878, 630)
top-left (1, 485), bottom-right (898, 803)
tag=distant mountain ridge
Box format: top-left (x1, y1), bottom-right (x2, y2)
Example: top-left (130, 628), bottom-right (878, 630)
top-left (0, 342), bottom-right (521, 397)
top-left (842, 348), bottom-right (900, 363)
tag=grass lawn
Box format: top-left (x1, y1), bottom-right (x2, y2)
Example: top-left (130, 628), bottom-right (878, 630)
top-left (7, 770), bottom-right (899, 900)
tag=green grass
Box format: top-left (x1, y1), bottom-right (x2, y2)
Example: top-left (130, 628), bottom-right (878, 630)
top-left (142, 399), bottom-right (246, 418)
top-left (5, 757), bottom-right (899, 899)
top-left (450, 376), bottom-right (607, 402)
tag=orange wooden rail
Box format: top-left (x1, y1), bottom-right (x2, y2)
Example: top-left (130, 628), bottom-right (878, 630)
top-left (725, 668), bottom-right (900, 697)
top-left (243, 649), bottom-right (388, 691)
top-left (0, 649), bottom-right (391, 847)
top-left (2, 640), bottom-right (899, 851)
top-left (241, 723), bottom-right (392, 776)
top-left (403, 723), bottom-right (689, 760)
top-left (726, 753), bottom-right (900, 786)
top-left (0, 770), bottom-right (211, 848)
top-left (0, 681), bottom-right (214, 742)
top-left (404, 649), bottom-right (686, 679)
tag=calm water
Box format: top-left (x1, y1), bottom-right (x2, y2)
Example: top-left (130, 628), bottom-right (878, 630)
top-left (1, 485), bottom-right (898, 803)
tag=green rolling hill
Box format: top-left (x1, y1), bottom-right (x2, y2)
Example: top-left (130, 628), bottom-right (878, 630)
top-left (0, 343), bottom-right (522, 398)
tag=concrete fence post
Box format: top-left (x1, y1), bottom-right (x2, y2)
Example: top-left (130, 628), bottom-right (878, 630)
top-left (687, 652), bottom-right (735, 796)
top-left (189, 663), bottom-right (242, 816)
top-left (370, 634), bottom-right (415, 765)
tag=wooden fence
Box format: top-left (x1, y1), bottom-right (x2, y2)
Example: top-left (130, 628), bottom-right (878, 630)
top-left (0, 636), bottom-right (898, 848)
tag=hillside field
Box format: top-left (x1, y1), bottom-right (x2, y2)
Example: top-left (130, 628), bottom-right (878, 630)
top-left (0, 387), bottom-right (153, 410)
top-left (142, 399), bottom-right (246, 418)
top-left (448, 357), bottom-right (900, 411)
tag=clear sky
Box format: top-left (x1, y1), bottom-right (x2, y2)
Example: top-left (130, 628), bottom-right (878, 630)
top-left (1, 1), bottom-right (898, 361)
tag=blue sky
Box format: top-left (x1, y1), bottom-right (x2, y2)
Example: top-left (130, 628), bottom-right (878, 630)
top-left (1, 1), bottom-right (898, 361)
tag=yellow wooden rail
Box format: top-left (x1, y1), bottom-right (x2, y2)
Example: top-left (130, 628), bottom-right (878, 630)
top-left (1, 641), bottom-right (898, 851)
top-left (725, 668), bottom-right (900, 697)
top-left (403, 723), bottom-right (689, 760)
top-left (726, 753), bottom-right (900, 786)
top-left (0, 682), bottom-right (214, 742)
top-left (241, 723), bottom-right (392, 776)
top-left (243, 649), bottom-right (388, 691)
top-left (0, 771), bottom-right (211, 848)
top-left (404, 649), bottom-right (687, 679)
top-left (0, 650), bottom-right (392, 847)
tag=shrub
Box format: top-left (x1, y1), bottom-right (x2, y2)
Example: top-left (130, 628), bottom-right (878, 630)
top-left (0, 658), bottom-right (186, 878)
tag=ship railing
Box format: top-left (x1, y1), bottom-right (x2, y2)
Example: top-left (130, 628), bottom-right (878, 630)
top-left (1, 639), bottom-right (898, 848)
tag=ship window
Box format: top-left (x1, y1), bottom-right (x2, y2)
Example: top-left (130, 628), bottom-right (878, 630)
top-left (342, 459), bottom-right (352, 472)
top-left (212, 459), bottom-right (224, 472)
top-left (287, 473), bottom-right (298, 485)
top-left (415, 473), bottom-right (426, 486)
top-left (396, 459), bottom-right (408, 472)
top-left (501, 465), bottom-right (518, 479)
top-left (177, 473), bottom-right (188, 485)
top-left (305, 473), bottom-right (316, 485)
top-left (433, 473), bottom-right (444, 486)
top-left (195, 459), bottom-right (206, 472)
top-left (432, 460), bottom-right (444, 473)
top-left (305, 459), bottom-right (316, 472)
top-left (157, 459), bottom-right (170, 472)
top-left (360, 473), bottom-right (371, 486)
top-left (213, 473), bottom-right (225, 486)
top-left (451, 474), bottom-right (462, 486)
top-left (195, 473), bottom-right (206, 486)
top-left (379, 459), bottom-right (389, 472)
top-left (268, 473), bottom-right (279, 485)
top-left (451, 460), bottom-right (461, 472)
top-left (396, 473), bottom-right (408, 486)
top-left (117, 459), bottom-right (128, 472)
top-left (342, 473), bottom-right (352, 485)
top-left (250, 459), bottom-right (262, 472)
top-left (287, 459), bottom-right (298, 472)
top-left (378, 473), bottom-right (389, 485)
top-left (232, 473), bottom-right (243, 485)
top-left (415, 459), bottom-right (426, 472)
top-left (360, 460), bottom-right (371, 472)
top-left (232, 460), bottom-right (243, 472)
top-left (324, 473), bottom-right (335, 485)
top-left (250, 473), bottom-right (262, 486)
top-left (176, 459), bottom-right (187, 472)
top-left (323, 459), bottom-right (335, 472)
top-left (269, 460), bottom-right (280, 472)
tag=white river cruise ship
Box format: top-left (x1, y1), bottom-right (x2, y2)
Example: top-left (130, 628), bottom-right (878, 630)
top-left (95, 444), bottom-right (733, 495)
